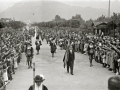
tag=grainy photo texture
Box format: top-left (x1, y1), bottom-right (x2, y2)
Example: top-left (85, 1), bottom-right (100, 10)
top-left (0, 0), bottom-right (120, 90)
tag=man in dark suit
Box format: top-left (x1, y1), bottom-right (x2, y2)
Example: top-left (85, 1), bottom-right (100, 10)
top-left (67, 45), bottom-right (75, 75)
top-left (50, 39), bottom-right (57, 57)
top-left (35, 39), bottom-right (42, 55)
top-left (25, 43), bottom-right (33, 69)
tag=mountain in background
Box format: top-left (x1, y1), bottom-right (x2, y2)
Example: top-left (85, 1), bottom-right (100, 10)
top-left (63, 0), bottom-right (120, 13)
top-left (0, 0), bottom-right (109, 22)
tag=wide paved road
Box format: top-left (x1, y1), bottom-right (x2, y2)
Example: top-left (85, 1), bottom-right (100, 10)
top-left (7, 35), bottom-right (114, 90)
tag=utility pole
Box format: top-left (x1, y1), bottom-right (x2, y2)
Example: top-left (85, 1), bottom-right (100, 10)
top-left (33, 54), bottom-right (35, 90)
top-left (33, 62), bottom-right (35, 90)
top-left (113, 21), bottom-right (115, 40)
top-left (108, 0), bottom-right (110, 18)
top-left (33, 12), bottom-right (35, 90)
top-left (33, 13), bottom-right (34, 23)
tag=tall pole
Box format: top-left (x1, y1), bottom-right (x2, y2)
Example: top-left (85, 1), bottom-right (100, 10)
top-left (113, 21), bottom-right (115, 39)
top-left (108, 0), bottom-right (110, 18)
top-left (33, 47), bottom-right (35, 90)
top-left (33, 13), bottom-right (35, 90)
top-left (33, 62), bottom-right (35, 90)
top-left (108, 0), bottom-right (110, 36)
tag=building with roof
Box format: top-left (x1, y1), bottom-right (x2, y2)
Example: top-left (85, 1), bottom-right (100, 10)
top-left (92, 21), bottom-right (108, 36)
top-left (0, 18), bottom-right (13, 23)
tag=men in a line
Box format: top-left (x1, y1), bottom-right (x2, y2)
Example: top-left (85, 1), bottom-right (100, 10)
top-left (28, 74), bottom-right (48, 90)
top-left (108, 75), bottom-right (120, 90)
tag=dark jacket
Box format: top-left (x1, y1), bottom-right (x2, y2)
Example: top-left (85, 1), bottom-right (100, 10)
top-left (67, 50), bottom-right (75, 65)
top-left (36, 35), bottom-right (39, 39)
top-left (87, 45), bottom-right (95, 55)
top-left (50, 43), bottom-right (56, 53)
top-left (28, 84), bottom-right (48, 90)
top-left (35, 41), bottom-right (42, 50)
top-left (26, 47), bottom-right (33, 57)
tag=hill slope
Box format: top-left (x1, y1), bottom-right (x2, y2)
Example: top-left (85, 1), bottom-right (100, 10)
top-left (0, 0), bottom-right (108, 22)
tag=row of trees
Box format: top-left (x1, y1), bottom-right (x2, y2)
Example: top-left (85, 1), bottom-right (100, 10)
top-left (32, 14), bottom-right (85, 28)
top-left (31, 13), bottom-right (120, 38)
top-left (0, 20), bottom-right (26, 29)
top-left (1, 13), bottom-right (120, 37)
top-left (32, 13), bottom-right (120, 31)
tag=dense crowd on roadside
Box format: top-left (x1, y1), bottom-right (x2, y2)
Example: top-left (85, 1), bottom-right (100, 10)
top-left (37, 27), bottom-right (120, 75)
top-left (0, 25), bottom-right (120, 89)
top-left (0, 27), bottom-right (34, 89)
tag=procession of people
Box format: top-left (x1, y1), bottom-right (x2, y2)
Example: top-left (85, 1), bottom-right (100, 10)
top-left (0, 25), bottom-right (120, 90)
top-left (36, 27), bottom-right (120, 76)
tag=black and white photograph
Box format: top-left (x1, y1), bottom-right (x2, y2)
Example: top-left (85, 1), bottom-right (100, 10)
top-left (0, 0), bottom-right (120, 90)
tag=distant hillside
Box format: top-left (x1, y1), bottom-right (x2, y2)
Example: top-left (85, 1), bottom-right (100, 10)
top-left (0, 0), bottom-right (108, 22)
top-left (65, 0), bottom-right (120, 13)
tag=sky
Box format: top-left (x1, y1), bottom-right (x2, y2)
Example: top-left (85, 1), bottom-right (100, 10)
top-left (0, 0), bottom-right (120, 12)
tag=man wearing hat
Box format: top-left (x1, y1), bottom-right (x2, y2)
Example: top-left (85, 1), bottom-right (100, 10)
top-left (35, 38), bottom-right (42, 55)
top-left (87, 41), bottom-right (95, 67)
top-left (28, 75), bottom-right (48, 90)
top-left (50, 39), bottom-right (57, 57)
top-left (66, 45), bottom-right (75, 75)
top-left (108, 75), bottom-right (120, 90)
top-left (25, 43), bottom-right (33, 69)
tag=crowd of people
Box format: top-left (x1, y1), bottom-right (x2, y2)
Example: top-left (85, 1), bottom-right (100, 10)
top-left (0, 25), bottom-right (120, 90)
top-left (0, 27), bottom-right (35, 89)
top-left (37, 27), bottom-right (120, 76)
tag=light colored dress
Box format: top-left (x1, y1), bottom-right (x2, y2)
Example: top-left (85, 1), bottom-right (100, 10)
top-left (14, 56), bottom-right (18, 69)
top-left (3, 69), bottom-right (8, 82)
top-left (107, 51), bottom-right (111, 65)
top-left (110, 50), bottom-right (115, 69)
top-left (102, 55), bottom-right (106, 63)
top-left (84, 43), bottom-right (88, 52)
top-left (106, 51), bottom-right (109, 64)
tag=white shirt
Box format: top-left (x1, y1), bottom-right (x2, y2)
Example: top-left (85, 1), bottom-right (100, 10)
top-left (89, 45), bottom-right (93, 48)
top-left (70, 50), bottom-right (72, 53)
top-left (35, 83), bottom-right (43, 90)
top-left (37, 41), bottom-right (40, 45)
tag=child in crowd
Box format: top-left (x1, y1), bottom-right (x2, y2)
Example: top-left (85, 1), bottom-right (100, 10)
top-left (84, 41), bottom-right (88, 55)
top-left (6, 55), bottom-right (13, 80)
top-left (2, 65), bottom-right (8, 84)
top-left (11, 54), bottom-right (15, 74)
top-left (102, 51), bottom-right (106, 67)
top-left (95, 47), bottom-right (99, 62)
top-left (114, 52), bottom-right (119, 75)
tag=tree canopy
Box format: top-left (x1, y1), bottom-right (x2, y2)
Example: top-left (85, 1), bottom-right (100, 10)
top-left (0, 20), bottom-right (26, 29)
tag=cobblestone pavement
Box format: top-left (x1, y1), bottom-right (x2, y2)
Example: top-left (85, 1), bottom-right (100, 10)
top-left (6, 36), bottom-right (114, 90)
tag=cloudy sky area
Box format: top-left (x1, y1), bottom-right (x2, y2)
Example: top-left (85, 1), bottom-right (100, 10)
top-left (0, 0), bottom-right (120, 13)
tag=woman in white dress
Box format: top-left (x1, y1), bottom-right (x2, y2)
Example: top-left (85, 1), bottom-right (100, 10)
top-left (13, 49), bottom-right (18, 69)
top-left (14, 55), bottom-right (18, 69)
top-left (2, 65), bottom-right (8, 84)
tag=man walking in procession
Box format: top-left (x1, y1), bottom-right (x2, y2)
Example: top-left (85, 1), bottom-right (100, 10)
top-left (63, 45), bottom-right (75, 75)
